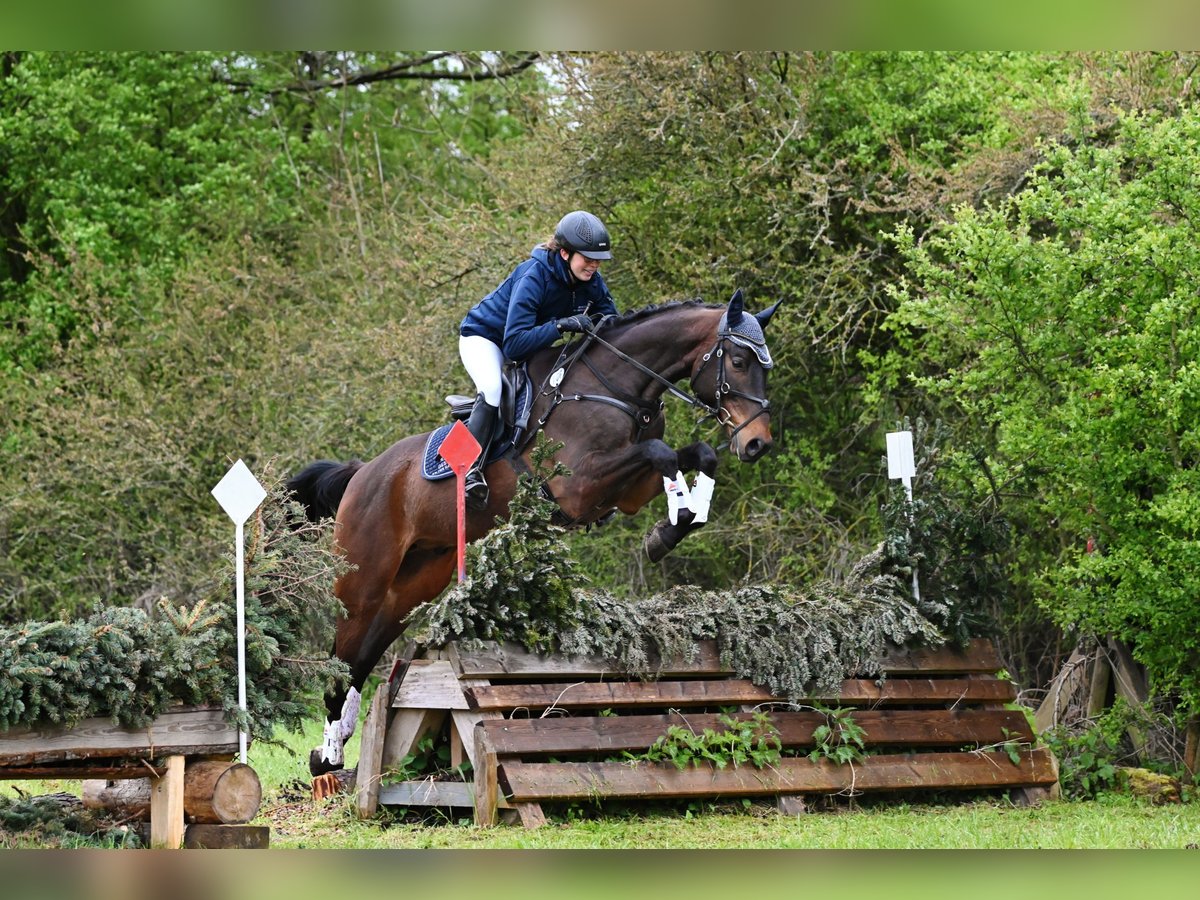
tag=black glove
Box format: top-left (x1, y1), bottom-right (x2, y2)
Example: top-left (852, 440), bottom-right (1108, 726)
top-left (555, 315), bottom-right (591, 335)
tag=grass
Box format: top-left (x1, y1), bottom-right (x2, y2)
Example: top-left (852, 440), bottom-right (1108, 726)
top-left (243, 717), bottom-right (1200, 850)
top-left (5, 706), bottom-right (1200, 850)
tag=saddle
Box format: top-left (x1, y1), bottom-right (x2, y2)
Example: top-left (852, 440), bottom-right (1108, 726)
top-left (421, 363), bottom-right (534, 481)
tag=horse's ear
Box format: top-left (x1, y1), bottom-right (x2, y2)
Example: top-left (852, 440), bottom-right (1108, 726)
top-left (726, 288), bottom-right (745, 327)
top-left (755, 298), bottom-right (783, 330)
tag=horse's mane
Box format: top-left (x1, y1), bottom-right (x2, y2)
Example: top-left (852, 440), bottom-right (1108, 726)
top-left (596, 298), bottom-right (718, 335)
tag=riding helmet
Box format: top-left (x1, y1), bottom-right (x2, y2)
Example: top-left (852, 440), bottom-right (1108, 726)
top-left (554, 210), bottom-right (613, 260)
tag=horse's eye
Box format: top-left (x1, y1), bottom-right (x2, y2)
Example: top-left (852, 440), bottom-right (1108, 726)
top-left (731, 356), bottom-right (746, 370)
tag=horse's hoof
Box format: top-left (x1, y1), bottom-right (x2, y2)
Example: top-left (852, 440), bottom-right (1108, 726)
top-left (309, 748), bottom-right (343, 777)
top-left (644, 522), bottom-right (677, 563)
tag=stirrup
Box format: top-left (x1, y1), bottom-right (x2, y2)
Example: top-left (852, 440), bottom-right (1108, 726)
top-left (464, 468), bottom-right (490, 509)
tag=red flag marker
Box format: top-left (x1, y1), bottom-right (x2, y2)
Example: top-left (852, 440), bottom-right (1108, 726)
top-left (437, 420), bottom-right (482, 583)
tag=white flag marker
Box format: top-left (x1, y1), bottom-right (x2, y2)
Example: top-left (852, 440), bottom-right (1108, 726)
top-left (211, 459), bottom-right (267, 763)
top-left (885, 431), bottom-right (921, 603)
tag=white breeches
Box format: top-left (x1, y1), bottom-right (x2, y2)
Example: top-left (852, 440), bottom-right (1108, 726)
top-left (458, 335), bottom-right (505, 407)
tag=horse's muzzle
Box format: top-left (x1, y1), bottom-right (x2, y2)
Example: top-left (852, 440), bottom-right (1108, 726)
top-left (735, 434), bottom-right (772, 463)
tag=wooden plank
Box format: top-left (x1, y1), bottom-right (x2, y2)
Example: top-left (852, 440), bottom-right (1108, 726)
top-left (377, 780), bottom-right (476, 808)
top-left (390, 660), bottom-right (470, 710)
top-left (1034, 648), bottom-right (1088, 734)
top-left (499, 748), bottom-right (1060, 802)
top-left (183, 824), bottom-right (270, 849)
top-left (380, 708), bottom-right (446, 771)
top-left (465, 676), bottom-right (1017, 712)
top-left (480, 708), bottom-right (1034, 756)
top-left (0, 761), bottom-right (171, 780)
top-left (874, 638), bottom-right (1003, 674)
top-left (149, 754), bottom-right (185, 850)
top-left (355, 686), bottom-right (389, 819)
top-left (451, 638), bottom-right (1001, 680)
top-left (0, 707), bottom-right (239, 766)
top-left (453, 641), bottom-right (726, 679)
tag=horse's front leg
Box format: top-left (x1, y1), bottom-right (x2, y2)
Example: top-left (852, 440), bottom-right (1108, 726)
top-left (643, 440), bottom-right (719, 563)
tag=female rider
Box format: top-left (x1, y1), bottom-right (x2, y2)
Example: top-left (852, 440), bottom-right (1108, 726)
top-left (458, 209), bottom-right (618, 507)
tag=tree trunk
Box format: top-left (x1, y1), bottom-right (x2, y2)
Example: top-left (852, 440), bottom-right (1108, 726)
top-left (83, 759), bottom-right (262, 824)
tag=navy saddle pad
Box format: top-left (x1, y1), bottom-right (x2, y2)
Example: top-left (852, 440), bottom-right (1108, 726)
top-left (421, 378), bottom-right (533, 481)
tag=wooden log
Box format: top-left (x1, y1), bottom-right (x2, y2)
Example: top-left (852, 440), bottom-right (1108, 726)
top-left (183, 761), bottom-right (261, 824)
top-left (83, 778), bottom-right (152, 819)
top-left (83, 760), bottom-right (261, 824)
top-left (498, 748), bottom-right (1060, 803)
top-left (465, 676), bottom-right (1016, 712)
top-left (479, 708), bottom-right (1033, 757)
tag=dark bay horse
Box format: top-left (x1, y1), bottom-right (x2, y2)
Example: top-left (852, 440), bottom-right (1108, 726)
top-left (288, 290), bottom-right (780, 779)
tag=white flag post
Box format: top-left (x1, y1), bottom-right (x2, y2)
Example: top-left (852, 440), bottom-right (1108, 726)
top-left (886, 430), bottom-right (921, 603)
top-left (211, 459), bottom-right (267, 764)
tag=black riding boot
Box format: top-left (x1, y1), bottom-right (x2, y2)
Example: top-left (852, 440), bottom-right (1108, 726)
top-left (463, 394), bottom-right (499, 510)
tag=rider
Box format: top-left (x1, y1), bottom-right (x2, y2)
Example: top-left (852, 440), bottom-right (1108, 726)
top-left (458, 209), bottom-right (618, 508)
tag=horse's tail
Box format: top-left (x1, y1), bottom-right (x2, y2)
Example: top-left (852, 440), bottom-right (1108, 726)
top-left (286, 459), bottom-right (364, 522)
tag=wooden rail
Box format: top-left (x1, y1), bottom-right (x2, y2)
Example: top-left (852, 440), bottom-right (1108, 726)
top-left (352, 638), bottom-right (1057, 827)
top-left (0, 706), bottom-right (266, 848)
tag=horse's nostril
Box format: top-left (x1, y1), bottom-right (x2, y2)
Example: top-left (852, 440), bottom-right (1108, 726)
top-left (743, 438), bottom-right (773, 461)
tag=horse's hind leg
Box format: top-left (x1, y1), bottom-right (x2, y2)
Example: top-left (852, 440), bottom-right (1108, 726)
top-left (644, 441), bottom-right (720, 563)
top-left (310, 547), bottom-right (457, 779)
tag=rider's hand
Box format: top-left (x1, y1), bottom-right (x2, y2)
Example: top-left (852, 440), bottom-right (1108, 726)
top-left (556, 315), bottom-right (592, 335)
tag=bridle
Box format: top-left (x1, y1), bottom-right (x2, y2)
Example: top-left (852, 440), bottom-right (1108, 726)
top-left (525, 316), bottom-right (771, 452)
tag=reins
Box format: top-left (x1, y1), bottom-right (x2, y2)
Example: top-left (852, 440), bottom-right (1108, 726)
top-left (520, 314), bottom-right (771, 454)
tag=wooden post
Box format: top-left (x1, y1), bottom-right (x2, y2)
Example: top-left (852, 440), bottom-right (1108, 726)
top-left (1086, 647), bottom-right (1112, 719)
top-left (1034, 648), bottom-right (1088, 734)
top-left (473, 724), bottom-right (498, 827)
top-left (149, 755), bottom-right (185, 849)
top-left (1108, 638), bottom-right (1149, 760)
top-left (355, 686), bottom-right (389, 819)
top-left (1183, 718), bottom-right (1199, 785)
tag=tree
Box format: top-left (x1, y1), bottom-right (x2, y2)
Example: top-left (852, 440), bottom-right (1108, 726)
top-left (885, 106), bottom-right (1200, 713)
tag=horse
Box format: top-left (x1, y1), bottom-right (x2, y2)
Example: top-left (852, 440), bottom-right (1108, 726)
top-left (287, 289), bottom-right (781, 784)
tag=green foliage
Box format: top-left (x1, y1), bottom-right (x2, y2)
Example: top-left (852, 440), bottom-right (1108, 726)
top-left (410, 434), bottom-right (970, 704)
top-left (394, 733), bottom-right (471, 782)
top-left (1043, 719), bottom-right (1124, 800)
top-left (0, 479), bottom-right (348, 738)
top-left (879, 418), bottom-right (1008, 646)
top-left (0, 794), bottom-right (140, 849)
top-left (808, 706), bottom-right (868, 766)
top-left (634, 712), bottom-right (782, 772)
top-left (885, 105), bottom-right (1200, 714)
top-left (410, 437), bottom-right (587, 654)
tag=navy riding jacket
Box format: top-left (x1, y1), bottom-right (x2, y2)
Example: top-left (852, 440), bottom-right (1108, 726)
top-left (460, 246), bottom-right (617, 362)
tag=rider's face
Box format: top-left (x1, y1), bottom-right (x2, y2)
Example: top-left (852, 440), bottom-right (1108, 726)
top-left (562, 249), bottom-right (602, 281)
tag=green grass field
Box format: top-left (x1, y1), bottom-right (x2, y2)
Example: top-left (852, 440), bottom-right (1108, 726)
top-left (5, 714), bottom-right (1199, 850)
top-left (236, 718), bottom-right (1200, 850)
